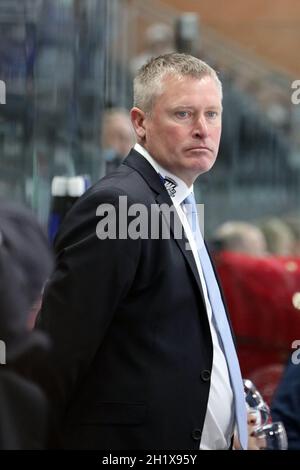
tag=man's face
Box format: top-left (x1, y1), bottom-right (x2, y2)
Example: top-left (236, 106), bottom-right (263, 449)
top-left (136, 75), bottom-right (222, 186)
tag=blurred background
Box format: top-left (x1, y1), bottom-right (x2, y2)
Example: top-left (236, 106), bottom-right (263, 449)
top-left (0, 0), bottom-right (299, 231)
top-left (1, 0), bottom-right (300, 410)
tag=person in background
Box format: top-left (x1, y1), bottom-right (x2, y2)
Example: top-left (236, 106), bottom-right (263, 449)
top-left (36, 53), bottom-right (248, 450)
top-left (283, 215), bottom-right (300, 255)
top-left (0, 202), bottom-right (53, 449)
top-left (271, 355), bottom-right (300, 450)
top-left (130, 23), bottom-right (174, 75)
top-left (212, 233), bottom-right (300, 407)
top-left (211, 221), bottom-right (267, 257)
top-left (260, 217), bottom-right (295, 256)
top-left (101, 108), bottom-right (135, 174)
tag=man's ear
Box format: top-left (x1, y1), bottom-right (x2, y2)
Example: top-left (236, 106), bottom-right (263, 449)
top-left (130, 107), bottom-right (147, 142)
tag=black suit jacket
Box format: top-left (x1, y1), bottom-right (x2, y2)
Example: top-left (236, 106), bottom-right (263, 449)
top-left (37, 149), bottom-right (218, 449)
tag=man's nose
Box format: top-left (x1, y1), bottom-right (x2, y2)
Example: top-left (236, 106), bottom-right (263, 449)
top-left (192, 116), bottom-right (209, 138)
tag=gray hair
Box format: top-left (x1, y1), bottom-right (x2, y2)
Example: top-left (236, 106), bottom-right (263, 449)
top-left (133, 53), bottom-right (222, 112)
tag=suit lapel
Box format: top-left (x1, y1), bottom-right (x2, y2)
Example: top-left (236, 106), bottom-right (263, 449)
top-left (156, 191), bottom-right (205, 302)
top-left (123, 149), bottom-right (165, 195)
top-left (123, 150), bottom-right (205, 303)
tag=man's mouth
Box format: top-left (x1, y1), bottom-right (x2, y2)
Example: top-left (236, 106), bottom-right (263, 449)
top-left (186, 146), bottom-right (212, 152)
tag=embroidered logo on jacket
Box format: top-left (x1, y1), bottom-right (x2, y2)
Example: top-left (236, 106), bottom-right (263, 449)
top-left (164, 177), bottom-right (177, 197)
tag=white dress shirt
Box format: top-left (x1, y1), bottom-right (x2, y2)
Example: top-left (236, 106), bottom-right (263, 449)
top-left (134, 143), bottom-right (234, 450)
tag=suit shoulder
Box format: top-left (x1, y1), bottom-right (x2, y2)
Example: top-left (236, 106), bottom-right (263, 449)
top-left (53, 166), bottom-right (151, 252)
top-left (79, 164), bottom-right (156, 208)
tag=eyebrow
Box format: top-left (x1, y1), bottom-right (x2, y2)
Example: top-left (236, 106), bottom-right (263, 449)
top-left (172, 104), bottom-right (223, 111)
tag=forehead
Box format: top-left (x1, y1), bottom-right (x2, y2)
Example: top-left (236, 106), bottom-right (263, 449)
top-left (156, 74), bottom-right (222, 107)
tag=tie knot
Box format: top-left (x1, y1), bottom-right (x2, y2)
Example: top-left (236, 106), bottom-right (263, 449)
top-left (184, 192), bottom-right (195, 205)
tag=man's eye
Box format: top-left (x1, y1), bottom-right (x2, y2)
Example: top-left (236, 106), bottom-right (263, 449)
top-left (175, 111), bottom-right (190, 118)
top-left (206, 111), bottom-right (219, 119)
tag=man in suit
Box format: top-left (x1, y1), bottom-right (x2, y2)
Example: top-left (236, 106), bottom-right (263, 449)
top-left (37, 53), bottom-right (247, 450)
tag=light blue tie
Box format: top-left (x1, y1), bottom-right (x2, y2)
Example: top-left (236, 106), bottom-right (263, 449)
top-left (183, 193), bottom-right (248, 450)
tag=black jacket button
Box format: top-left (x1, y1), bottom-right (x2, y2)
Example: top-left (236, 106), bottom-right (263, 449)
top-left (191, 429), bottom-right (202, 441)
top-left (200, 369), bottom-right (211, 382)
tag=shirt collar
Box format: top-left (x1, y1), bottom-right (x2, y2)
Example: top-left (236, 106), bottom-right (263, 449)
top-left (134, 143), bottom-right (193, 207)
